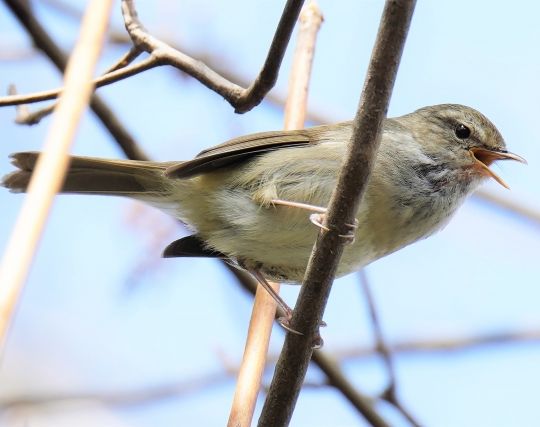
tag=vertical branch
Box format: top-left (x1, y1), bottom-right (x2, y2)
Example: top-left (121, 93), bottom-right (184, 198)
top-left (227, 3), bottom-right (323, 426)
top-left (0, 0), bottom-right (114, 350)
top-left (258, 1), bottom-right (416, 426)
top-left (283, 1), bottom-right (323, 129)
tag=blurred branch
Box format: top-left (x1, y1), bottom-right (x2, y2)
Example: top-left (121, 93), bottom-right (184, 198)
top-left (0, 0), bottom-right (114, 350)
top-left (475, 188), bottom-right (540, 226)
top-left (338, 328), bottom-right (540, 359)
top-left (2, 0), bottom-right (149, 161)
top-left (0, 372), bottom-right (229, 411)
top-left (359, 271), bottom-right (420, 427)
top-left (2, 327), bottom-right (538, 411)
top-left (259, 2), bottom-right (416, 426)
top-left (120, 0), bottom-right (304, 113)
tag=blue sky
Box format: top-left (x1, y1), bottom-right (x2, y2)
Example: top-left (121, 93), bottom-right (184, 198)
top-left (0, 1), bottom-right (539, 426)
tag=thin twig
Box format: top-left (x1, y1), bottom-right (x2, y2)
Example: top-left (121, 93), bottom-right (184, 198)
top-left (227, 284), bottom-right (279, 427)
top-left (12, 47), bottom-right (144, 125)
top-left (228, 4), bottom-right (323, 426)
top-left (0, 55), bottom-right (159, 107)
top-left (475, 188), bottom-right (540, 226)
top-left (120, 0), bottom-right (304, 113)
top-left (0, 372), bottom-right (229, 411)
top-left (359, 271), bottom-right (421, 427)
top-left (283, 1), bottom-right (323, 130)
top-left (9, 51), bottom-right (152, 125)
top-left (2, 0), bottom-right (149, 161)
top-left (0, 0), bottom-right (303, 114)
top-left (258, 2), bottom-right (416, 426)
top-left (3, 327), bottom-right (539, 412)
top-left (0, 0), bottom-right (114, 350)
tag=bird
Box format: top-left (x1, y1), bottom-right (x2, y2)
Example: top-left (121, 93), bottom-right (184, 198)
top-left (2, 104), bottom-right (525, 317)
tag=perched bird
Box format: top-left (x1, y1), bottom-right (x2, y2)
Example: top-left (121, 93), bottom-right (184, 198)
top-left (2, 104), bottom-right (525, 313)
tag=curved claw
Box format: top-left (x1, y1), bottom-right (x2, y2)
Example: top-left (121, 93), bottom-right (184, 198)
top-left (278, 317), bottom-right (304, 335)
top-left (338, 218), bottom-right (358, 244)
top-left (311, 213), bottom-right (358, 245)
top-left (312, 336), bottom-right (324, 349)
top-left (309, 213), bottom-right (330, 231)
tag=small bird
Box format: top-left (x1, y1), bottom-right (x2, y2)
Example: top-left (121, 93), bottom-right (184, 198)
top-left (2, 104), bottom-right (525, 314)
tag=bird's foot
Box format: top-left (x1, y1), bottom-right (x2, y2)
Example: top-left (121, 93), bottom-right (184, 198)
top-left (309, 212), bottom-right (358, 244)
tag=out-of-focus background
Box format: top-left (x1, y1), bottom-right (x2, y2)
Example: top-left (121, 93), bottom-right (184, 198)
top-left (0, 1), bottom-right (539, 426)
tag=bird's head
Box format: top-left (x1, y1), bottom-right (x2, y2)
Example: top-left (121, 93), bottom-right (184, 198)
top-left (408, 104), bottom-right (526, 189)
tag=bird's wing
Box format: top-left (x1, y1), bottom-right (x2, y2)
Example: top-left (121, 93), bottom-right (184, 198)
top-left (165, 129), bottom-right (313, 178)
top-left (162, 235), bottom-right (225, 258)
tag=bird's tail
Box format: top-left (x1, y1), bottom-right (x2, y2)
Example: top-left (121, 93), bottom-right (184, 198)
top-left (2, 152), bottom-right (176, 199)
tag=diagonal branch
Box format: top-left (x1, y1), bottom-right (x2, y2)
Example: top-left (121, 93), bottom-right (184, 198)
top-left (258, 1), bottom-right (416, 426)
top-left (2, 0), bottom-right (149, 161)
top-left (120, 0), bottom-right (304, 113)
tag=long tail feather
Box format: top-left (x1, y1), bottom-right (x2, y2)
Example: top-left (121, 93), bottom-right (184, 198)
top-left (2, 152), bottom-right (176, 197)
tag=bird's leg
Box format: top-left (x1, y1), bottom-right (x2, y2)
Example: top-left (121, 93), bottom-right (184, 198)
top-left (271, 198), bottom-right (358, 244)
top-left (251, 270), bottom-right (327, 347)
top-left (250, 270), bottom-right (303, 335)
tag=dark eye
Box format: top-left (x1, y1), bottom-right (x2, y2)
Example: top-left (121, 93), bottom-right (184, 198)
top-left (455, 124), bottom-right (471, 139)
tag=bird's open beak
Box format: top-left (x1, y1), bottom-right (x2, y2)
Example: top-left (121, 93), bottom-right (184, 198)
top-left (469, 147), bottom-right (527, 189)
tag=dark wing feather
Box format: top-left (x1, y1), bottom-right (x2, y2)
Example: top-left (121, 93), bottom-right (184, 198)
top-left (162, 235), bottom-right (225, 258)
top-left (165, 129), bottom-right (313, 178)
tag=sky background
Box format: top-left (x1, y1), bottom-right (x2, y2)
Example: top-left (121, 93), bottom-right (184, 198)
top-left (0, 1), bottom-right (539, 426)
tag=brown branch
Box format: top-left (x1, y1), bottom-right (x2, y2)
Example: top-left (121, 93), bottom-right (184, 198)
top-left (120, 0), bottom-right (304, 113)
top-left (258, 2), bottom-right (416, 426)
top-left (2, 0), bottom-right (149, 161)
top-left (0, 56), bottom-right (159, 108)
top-left (10, 46), bottom-right (145, 125)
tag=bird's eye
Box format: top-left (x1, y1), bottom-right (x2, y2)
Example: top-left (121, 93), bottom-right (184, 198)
top-left (455, 124), bottom-right (471, 139)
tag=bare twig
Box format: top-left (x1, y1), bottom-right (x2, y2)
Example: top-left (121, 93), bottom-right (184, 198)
top-left (3, 327), bottom-right (539, 412)
top-left (0, 372), bottom-right (229, 411)
top-left (258, 2), bottom-right (416, 426)
top-left (120, 0), bottom-right (304, 113)
top-left (13, 46), bottom-right (144, 125)
top-left (0, 0), bottom-right (303, 114)
top-left (9, 49), bottom-right (150, 125)
top-left (227, 284), bottom-right (279, 427)
top-left (475, 188), bottom-right (540, 226)
top-left (359, 271), bottom-right (420, 426)
top-left (2, 0), bottom-right (149, 161)
top-left (283, 1), bottom-right (323, 129)
top-left (7, 84), bottom-right (33, 123)
top-left (228, 4), bottom-right (323, 426)
top-left (0, 56), bottom-right (159, 108)
top-left (336, 328), bottom-right (540, 360)
top-left (0, 0), bottom-right (114, 350)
